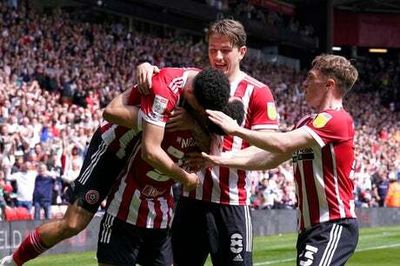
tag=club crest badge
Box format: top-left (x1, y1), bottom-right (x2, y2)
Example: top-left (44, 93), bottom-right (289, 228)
top-left (85, 190), bottom-right (100, 205)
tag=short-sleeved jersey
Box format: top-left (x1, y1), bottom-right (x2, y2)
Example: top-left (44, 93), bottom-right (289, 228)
top-left (293, 109), bottom-right (357, 231)
top-left (105, 68), bottom-right (200, 229)
top-left (106, 129), bottom-right (200, 229)
top-left (99, 87), bottom-right (141, 159)
top-left (139, 67), bottom-right (196, 128)
top-left (183, 74), bottom-right (279, 205)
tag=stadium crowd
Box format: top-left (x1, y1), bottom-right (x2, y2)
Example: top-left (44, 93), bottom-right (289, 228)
top-left (0, 1), bottom-right (400, 220)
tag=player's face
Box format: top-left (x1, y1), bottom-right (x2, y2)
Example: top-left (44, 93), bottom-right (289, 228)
top-left (208, 34), bottom-right (246, 80)
top-left (302, 69), bottom-right (328, 109)
top-left (183, 89), bottom-right (205, 115)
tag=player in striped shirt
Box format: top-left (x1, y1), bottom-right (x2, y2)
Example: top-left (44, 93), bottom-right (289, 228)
top-left (136, 19), bottom-right (279, 265)
top-left (96, 68), bottom-right (245, 265)
top-left (202, 54), bottom-right (359, 266)
top-left (0, 68), bottom-right (227, 266)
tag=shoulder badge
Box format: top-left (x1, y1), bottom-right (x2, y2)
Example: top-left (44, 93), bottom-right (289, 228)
top-left (312, 112), bottom-right (332, 128)
top-left (267, 102), bottom-right (277, 120)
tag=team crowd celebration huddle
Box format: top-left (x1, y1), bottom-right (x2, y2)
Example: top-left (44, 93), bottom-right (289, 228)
top-left (0, 0), bottom-right (400, 265)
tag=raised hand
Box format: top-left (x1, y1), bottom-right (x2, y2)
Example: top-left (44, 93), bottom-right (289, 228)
top-left (166, 107), bottom-right (194, 131)
top-left (136, 62), bottom-right (160, 95)
top-left (206, 109), bottom-right (240, 135)
top-left (201, 152), bottom-right (225, 166)
top-left (183, 152), bottom-right (211, 172)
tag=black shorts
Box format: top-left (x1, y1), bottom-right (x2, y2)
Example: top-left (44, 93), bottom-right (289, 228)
top-left (172, 197), bottom-right (253, 266)
top-left (97, 213), bottom-right (172, 266)
top-left (66, 129), bottom-right (127, 213)
top-left (296, 218), bottom-right (359, 266)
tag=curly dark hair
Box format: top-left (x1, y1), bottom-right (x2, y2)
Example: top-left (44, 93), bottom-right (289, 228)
top-left (208, 99), bottom-right (245, 135)
top-left (192, 68), bottom-right (230, 111)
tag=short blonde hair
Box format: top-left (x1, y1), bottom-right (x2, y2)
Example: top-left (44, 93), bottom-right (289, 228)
top-left (312, 54), bottom-right (358, 95)
top-left (207, 19), bottom-right (246, 48)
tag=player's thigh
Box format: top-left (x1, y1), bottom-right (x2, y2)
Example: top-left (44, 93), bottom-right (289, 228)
top-left (171, 198), bottom-right (209, 266)
top-left (66, 142), bottom-right (126, 213)
top-left (209, 204), bottom-right (253, 266)
top-left (97, 213), bottom-right (142, 266)
top-left (296, 219), bottom-right (359, 266)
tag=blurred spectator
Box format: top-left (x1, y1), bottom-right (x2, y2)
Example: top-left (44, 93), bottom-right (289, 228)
top-left (372, 169), bottom-right (390, 207)
top-left (8, 161), bottom-right (37, 211)
top-left (33, 163), bottom-right (55, 220)
top-left (384, 177), bottom-right (400, 208)
top-left (0, 173), bottom-right (7, 219)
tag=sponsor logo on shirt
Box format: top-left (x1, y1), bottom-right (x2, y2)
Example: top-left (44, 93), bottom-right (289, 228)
top-left (142, 184), bottom-right (167, 198)
top-left (292, 148), bottom-right (314, 162)
top-left (312, 112), bottom-right (332, 128)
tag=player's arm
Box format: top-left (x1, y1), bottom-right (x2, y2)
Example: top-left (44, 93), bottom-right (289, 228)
top-left (202, 145), bottom-right (291, 170)
top-left (141, 121), bottom-right (198, 191)
top-left (103, 87), bottom-right (139, 129)
top-left (206, 109), bottom-right (318, 154)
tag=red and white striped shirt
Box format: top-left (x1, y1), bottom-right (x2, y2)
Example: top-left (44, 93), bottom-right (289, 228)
top-left (106, 130), bottom-right (199, 228)
top-left (183, 74), bottom-right (279, 205)
top-left (139, 67), bottom-right (196, 127)
top-left (106, 68), bottom-right (199, 228)
top-left (99, 86), bottom-right (141, 159)
top-left (293, 109), bottom-right (357, 231)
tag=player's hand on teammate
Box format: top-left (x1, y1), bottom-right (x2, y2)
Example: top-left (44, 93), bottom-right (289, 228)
top-left (200, 152), bottom-right (225, 166)
top-left (136, 62), bottom-right (159, 95)
top-left (206, 109), bottom-right (240, 135)
top-left (183, 152), bottom-right (211, 172)
top-left (166, 107), bottom-right (194, 131)
top-left (182, 172), bottom-right (200, 192)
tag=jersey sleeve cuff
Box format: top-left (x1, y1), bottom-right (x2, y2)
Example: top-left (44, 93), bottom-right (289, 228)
top-left (139, 110), bottom-right (166, 128)
top-left (303, 126), bottom-right (325, 148)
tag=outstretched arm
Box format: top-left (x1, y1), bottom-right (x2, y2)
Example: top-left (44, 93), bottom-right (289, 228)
top-left (206, 109), bottom-right (317, 154)
top-left (202, 146), bottom-right (291, 170)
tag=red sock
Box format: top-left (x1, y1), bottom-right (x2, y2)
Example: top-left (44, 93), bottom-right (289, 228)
top-left (12, 228), bottom-right (49, 265)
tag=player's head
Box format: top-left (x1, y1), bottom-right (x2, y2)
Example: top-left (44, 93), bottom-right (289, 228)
top-left (311, 54), bottom-right (358, 95)
top-left (303, 54), bottom-right (358, 107)
top-left (208, 98), bottom-right (245, 135)
top-left (207, 19), bottom-right (247, 80)
top-left (185, 68), bottom-right (230, 114)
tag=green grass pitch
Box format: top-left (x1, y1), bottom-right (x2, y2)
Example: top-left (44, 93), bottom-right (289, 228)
top-left (25, 225), bottom-right (400, 265)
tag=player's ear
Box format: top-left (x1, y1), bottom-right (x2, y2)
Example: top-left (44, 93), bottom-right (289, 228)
top-left (326, 78), bottom-right (335, 90)
top-left (238, 46), bottom-right (247, 61)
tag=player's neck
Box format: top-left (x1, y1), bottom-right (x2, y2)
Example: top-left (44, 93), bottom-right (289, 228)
top-left (318, 99), bottom-right (343, 112)
top-left (228, 69), bottom-right (245, 84)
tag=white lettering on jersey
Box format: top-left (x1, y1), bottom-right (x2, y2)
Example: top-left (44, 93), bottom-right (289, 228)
top-left (177, 136), bottom-right (196, 149)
